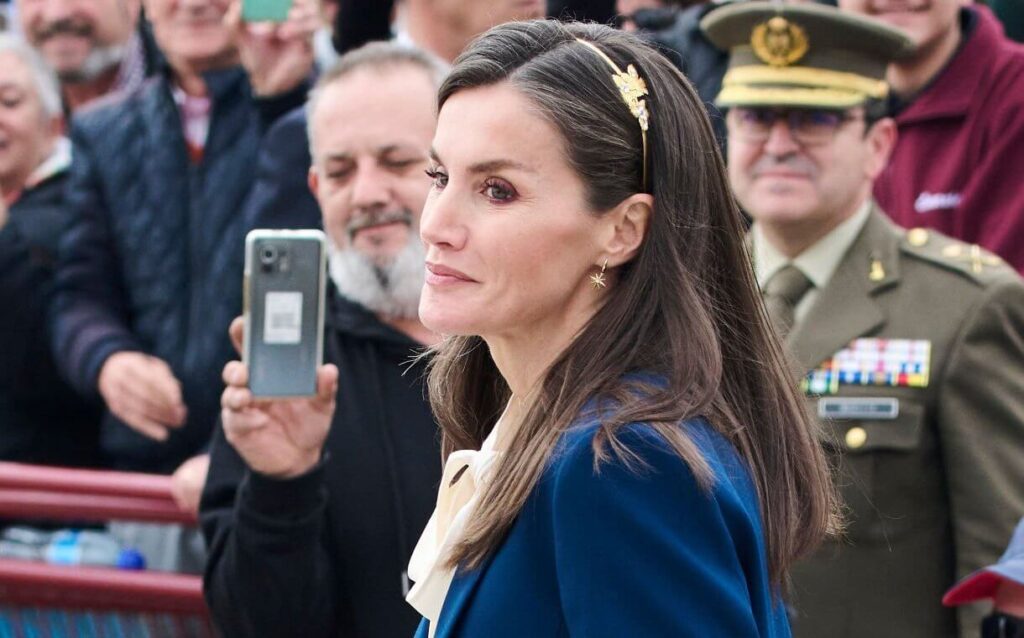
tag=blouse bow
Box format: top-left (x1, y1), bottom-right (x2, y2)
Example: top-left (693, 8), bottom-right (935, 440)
top-left (406, 419), bottom-right (504, 637)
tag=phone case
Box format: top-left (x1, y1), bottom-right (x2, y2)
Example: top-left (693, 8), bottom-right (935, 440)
top-left (241, 0), bottom-right (292, 22)
top-left (243, 229), bottom-right (327, 398)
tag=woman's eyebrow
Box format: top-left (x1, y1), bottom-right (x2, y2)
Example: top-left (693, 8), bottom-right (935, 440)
top-left (428, 149), bottom-right (537, 174)
top-left (466, 159), bottom-right (537, 175)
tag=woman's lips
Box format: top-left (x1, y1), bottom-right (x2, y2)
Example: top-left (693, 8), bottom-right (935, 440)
top-left (425, 262), bottom-right (477, 286)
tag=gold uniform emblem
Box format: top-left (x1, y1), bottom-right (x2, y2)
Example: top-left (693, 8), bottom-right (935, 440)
top-left (751, 16), bottom-right (809, 67)
top-left (942, 243), bottom-right (1003, 273)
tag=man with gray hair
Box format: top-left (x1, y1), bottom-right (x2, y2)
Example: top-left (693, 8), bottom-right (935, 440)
top-left (201, 42), bottom-right (445, 638)
top-left (0, 35), bottom-right (101, 467)
top-left (16, 0), bottom-right (158, 112)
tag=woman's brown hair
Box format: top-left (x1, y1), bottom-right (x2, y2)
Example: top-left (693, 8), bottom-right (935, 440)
top-left (427, 20), bottom-right (838, 587)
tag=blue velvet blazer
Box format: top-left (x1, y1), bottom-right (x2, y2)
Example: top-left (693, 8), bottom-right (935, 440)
top-left (414, 416), bottom-right (791, 637)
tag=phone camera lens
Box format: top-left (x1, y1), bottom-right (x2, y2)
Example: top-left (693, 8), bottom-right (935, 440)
top-left (259, 244), bottom-right (278, 266)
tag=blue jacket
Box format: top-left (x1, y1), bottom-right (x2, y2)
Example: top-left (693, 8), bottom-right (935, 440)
top-left (51, 67), bottom-right (306, 472)
top-left (416, 417), bottom-right (790, 638)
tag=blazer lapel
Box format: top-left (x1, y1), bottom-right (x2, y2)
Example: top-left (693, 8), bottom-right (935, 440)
top-left (787, 207), bottom-right (901, 372)
top-left (433, 553), bottom-right (496, 638)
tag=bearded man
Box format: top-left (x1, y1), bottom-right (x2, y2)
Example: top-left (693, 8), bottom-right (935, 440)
top-left (201, 42), bottom-right (445, 638)
top-left (16, 0), bottom-right (159, 111)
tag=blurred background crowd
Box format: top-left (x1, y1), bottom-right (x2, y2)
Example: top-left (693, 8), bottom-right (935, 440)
top-left (0, 0), bottom-right (1021, 636)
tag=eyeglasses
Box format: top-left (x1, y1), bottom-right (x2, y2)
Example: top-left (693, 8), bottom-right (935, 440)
top-left (983, 612), bottom-right (1024, 638)
top-left (730, 108), bottom-right (864, 146)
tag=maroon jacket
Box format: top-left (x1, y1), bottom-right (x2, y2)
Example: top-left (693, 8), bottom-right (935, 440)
top-left (874, 6), bottom-right (1024, 274)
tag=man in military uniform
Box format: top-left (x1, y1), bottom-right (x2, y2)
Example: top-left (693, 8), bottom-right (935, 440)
top-left (702, 3), bottom-right (1024, 637)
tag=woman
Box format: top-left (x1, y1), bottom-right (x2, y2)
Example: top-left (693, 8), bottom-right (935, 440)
top-left (405, 20), bottom-right (836, 637)
top-left (0, 35), bottom-right (101, 468)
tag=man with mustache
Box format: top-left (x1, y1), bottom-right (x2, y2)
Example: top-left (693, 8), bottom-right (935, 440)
top-left (839, 0), bottom-right (1024, 274)
top-left (201, 43), bottom-right (446, 637)
top-left (16, 0), bottom-right (159, 111)
top-left (705, 3), bottom-right (1024, 636)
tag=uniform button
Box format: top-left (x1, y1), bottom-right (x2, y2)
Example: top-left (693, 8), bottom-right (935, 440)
top-left (845, 427), bottom-right (867, 449)
top-left (907, 228), bottom-right (929, 246)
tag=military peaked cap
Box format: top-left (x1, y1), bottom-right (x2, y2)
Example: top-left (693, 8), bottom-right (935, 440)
top-left (701, 1), bottom-right (915, 108)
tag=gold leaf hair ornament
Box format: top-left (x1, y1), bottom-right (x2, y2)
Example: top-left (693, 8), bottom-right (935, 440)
top-left (575, 38), bottom-right (650, 192)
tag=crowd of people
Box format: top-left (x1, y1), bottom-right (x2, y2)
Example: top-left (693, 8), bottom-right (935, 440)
top-left (0, 0), bottom-right (1022, 636)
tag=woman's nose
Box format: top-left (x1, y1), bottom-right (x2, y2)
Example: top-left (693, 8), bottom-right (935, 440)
top-left (419, 188), bottom-right (467, 252)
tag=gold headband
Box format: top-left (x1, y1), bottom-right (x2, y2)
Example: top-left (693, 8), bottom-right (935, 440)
top-left (575, 38), bottom-right (650, 191)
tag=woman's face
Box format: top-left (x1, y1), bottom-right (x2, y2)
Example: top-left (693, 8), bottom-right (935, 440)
top-left (419, 83), bottom-right (609, 340)
top-left (0, 52), bottom-right (58, 194)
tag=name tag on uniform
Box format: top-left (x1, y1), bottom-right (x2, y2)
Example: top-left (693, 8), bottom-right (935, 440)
top-left (802, 338), bottom-right (931, 395)
top-left (817, 397), bottom-right (900, 420)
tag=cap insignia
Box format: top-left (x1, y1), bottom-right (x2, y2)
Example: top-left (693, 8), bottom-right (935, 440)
top-left (751, 16), bottom-right (809, 68)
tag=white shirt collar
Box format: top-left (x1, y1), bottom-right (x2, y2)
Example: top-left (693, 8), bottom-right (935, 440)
top-left (25, 137), bottom-right (72, 189)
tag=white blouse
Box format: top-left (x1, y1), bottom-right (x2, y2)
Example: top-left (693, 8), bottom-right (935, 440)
top-left (405, 404), bottom-right (509, 637)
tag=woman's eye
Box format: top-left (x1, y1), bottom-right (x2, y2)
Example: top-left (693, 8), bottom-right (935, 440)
top-left (483, 179), bottom-right (516, 202)
top-left (425, 168), bottom-right (448, 189)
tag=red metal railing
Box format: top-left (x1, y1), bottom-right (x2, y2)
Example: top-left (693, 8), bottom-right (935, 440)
top-left (0, 560), bottom-right (204, 614)
top-left (0, 462), bottom-right (196, 525)
top-left (0, 462), bottom-right (210, 631)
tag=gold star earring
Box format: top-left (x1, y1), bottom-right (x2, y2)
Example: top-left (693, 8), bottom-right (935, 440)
top-left (590, 259), bottom-right (609, 289)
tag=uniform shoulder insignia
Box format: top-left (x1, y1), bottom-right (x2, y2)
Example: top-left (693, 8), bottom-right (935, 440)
top-left (900, 228), bottom-right (1014, 286)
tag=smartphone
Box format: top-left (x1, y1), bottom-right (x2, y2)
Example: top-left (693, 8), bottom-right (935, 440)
top-left (242, 0), bottom-right (292, 22)
top-left (243, 229), bottom-right (327, 398)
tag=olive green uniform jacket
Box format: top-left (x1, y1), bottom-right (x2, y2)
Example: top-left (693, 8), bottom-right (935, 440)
top-left (775, 207), bottom-right (1024, 638)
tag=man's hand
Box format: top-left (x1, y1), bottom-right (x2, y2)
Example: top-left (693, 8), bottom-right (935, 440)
top-left (226, 0), bottom-right (318, 97)
top-left (221, 318), bottom-right (338, 479)
top-left (171, 453), bottom-right (211, 515)
top-left (97, 352), bottom-right (188, 441)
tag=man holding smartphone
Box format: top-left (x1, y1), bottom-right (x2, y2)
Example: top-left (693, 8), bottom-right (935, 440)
top-left (202, 43), bottom-right (446, 637)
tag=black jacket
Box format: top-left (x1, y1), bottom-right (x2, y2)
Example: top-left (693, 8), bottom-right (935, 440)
top-left (201, 292), bottom-right (441, 638)
top-left (50, 67), bottom-right (307, 472)
top-left (548, 0), bottom-right (616, 23)
top-left (241, 106), bottom-right (321, 232)
top-left (333, 0), bottom-right (394, 54)
top-left (0, 171), bottom-right (102, 467)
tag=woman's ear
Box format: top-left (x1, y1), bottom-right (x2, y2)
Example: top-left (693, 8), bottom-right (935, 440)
top-left (602, 193), bottom-right (654, 267)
